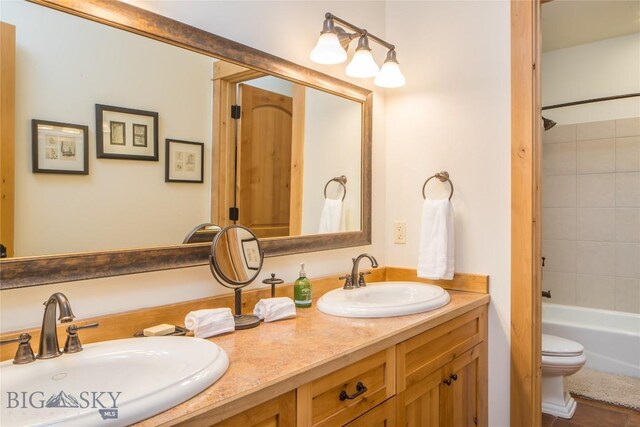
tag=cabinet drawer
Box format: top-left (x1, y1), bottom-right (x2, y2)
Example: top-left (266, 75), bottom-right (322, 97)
top-left (344, 396), bottom-right (396, 427)
top-left (397, 306), bottom-right (486, 392)
top-left (297, 347), bottom-right (395, 427)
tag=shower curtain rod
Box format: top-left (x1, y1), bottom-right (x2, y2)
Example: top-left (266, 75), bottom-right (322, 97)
top-left (542, 92), bottom-right (640, 110)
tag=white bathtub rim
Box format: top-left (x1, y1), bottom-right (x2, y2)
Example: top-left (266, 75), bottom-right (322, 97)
top-left (543, 303), bottom-right (640, 336)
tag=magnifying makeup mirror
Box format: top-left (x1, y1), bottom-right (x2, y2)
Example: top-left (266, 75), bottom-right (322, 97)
top-left (209, 224), bottom-right (264, 329)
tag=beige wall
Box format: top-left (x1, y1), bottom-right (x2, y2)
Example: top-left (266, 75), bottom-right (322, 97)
top-left (5, 1), bottom-right (213, 256)
top-left (383, 2), bottom-right (511, 425)
top-left (542, 117), bottom-right (640, 313)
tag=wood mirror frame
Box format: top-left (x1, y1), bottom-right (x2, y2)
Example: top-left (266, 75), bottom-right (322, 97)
top-left (0, 0), bottom-right (372, 289)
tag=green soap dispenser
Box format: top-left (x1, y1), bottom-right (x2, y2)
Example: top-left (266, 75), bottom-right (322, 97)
top-left (294, 263), bottom-right (312, 308)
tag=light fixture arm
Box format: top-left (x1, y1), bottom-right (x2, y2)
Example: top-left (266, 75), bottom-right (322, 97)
top-left (325, 12), bottom-right (395, 51)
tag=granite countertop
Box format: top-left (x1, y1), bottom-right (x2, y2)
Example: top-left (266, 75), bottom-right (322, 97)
top-left (136, 289), bottom-right (490, 426)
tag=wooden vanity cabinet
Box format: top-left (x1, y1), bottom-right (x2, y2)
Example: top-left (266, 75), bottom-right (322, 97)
top-left (211, 305), bottom-right (487, 427)
top-left (212, 391), bottom-right (296, 427)
top-left (396, 306), bottom-right (487, 427)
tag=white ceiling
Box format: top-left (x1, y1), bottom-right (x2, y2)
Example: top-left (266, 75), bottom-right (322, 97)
top-left (542, 0), bottom-right (640, 52)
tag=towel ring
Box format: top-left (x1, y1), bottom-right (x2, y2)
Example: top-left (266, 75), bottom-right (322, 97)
top-left (324, 175), bottom-right (347, 201)
top-left (422, 171), bottom-right (454, 201)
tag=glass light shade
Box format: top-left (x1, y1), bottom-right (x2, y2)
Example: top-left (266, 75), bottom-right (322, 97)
top-left (310, 33), bottom-right (347, 64)
top-left (345, 49), bottom-right (379, 78)
top-left (374, 60), bottom-right (406, 88)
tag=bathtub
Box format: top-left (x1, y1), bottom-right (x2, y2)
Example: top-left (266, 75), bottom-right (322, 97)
top-left (542, 303), bottom-right (640, 378)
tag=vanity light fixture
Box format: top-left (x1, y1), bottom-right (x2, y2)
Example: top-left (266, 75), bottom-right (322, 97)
top-left (310, 13), bottom-right (405, 88)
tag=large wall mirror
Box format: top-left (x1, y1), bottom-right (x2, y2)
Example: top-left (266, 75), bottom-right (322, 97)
top-left (0, 0), bottom-right (372, 289)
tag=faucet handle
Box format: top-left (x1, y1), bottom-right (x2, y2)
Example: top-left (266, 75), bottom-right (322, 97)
top-left (358, 271), bottom-right (372, 287)
top-left (1, 333), bottom-right (36, 364)
top-left (64, 322), bottom-right (99, 354)
top-left (339, 274), bottom-right (354, 290)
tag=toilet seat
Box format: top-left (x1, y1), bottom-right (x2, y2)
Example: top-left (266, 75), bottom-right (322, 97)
top-left (542, 334), bottom-right (584, 357)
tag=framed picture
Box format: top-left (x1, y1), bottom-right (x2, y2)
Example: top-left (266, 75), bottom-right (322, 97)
top-left (32, 119), bottom-right (89, 175)
top-left (96, 104), bottom-right (158, 160)
top-left (241, 238), bottom-right (261, 270)
top-left (165, 139), bottom-right (204, 183)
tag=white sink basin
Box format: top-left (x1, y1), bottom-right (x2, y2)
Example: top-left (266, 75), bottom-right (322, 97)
top-left (317, 281), bottom-right (451, 318)
top-left (0, 336), bottom-right (228, 426)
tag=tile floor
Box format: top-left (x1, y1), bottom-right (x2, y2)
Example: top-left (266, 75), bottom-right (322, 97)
top-left (542, 397), bottom-right (640, 427)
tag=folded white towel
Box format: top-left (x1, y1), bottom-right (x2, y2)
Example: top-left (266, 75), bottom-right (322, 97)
top-left (185, 308), bottom-right (235, 338)
top-left (318, 199), bottom-right (343, 233)
top-left (417, 198), bottom-right (455, 280)
top-left (253, 297), bottom-right (296, 323)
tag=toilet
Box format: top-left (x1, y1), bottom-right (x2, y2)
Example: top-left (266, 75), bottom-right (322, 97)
top-left (541, 334), bottom-right (587, 419)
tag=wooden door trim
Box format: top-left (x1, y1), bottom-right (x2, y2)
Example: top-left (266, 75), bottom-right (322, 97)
top-left (0, 22), bottom-right (16, 258)
top-left (510, 0), bottom-right (542, 425)
top-left (212, 66), bottom-right (303, 234)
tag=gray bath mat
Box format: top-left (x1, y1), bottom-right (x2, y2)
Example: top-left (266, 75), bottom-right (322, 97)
top-left (565, 367), bottom-right (640, 410)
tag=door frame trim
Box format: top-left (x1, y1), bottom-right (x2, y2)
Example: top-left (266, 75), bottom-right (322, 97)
top-left (510, 0), bottom-right (542, 425)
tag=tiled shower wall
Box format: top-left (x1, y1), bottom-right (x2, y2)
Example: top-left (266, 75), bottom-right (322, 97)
top-left (542, 117), bottom-right (640, 314)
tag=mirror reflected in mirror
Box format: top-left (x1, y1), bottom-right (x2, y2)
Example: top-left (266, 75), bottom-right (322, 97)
top-left (209, 225), bottom-right (263, 329)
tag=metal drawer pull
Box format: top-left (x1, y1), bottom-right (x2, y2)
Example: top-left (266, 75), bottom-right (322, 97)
top-left (339, 381), bottom-right (367, 401)
top-left (443, 373), bottom-right (458, 385)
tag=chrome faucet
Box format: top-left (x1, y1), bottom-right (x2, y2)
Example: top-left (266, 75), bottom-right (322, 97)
top-left (37, 292), bottom-right (75, 359)
top-left (350, 253), bottom-right (378, 288)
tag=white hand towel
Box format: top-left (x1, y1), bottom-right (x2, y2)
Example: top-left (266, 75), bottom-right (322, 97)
top-left (253, 297), bottom-right (296, 323)
top-left (318, 199), bottom-right (343, 233)
top-left (417, 198), bottom-right (455, 280)
top-left (185, 308), bottom-right (235, 338)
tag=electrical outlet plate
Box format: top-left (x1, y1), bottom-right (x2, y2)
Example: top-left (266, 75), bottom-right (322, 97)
top-left (393, 221), bottom-right (406, 244)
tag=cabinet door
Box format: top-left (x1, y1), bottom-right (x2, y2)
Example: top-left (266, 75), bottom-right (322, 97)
top-left (213, 391), bottom-right (295, 427)
top-left (396, 367), bottom-right (444, 427)
top-left (345, 397), bottom-right (396, 427)
top-left (440, 344), bottom-right (486, 427)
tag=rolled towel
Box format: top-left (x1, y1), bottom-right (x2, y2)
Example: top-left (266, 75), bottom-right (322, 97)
top-left (254, 297), bottom-right (296, 323)
top-left (185, 308), bottom-right (235, 338)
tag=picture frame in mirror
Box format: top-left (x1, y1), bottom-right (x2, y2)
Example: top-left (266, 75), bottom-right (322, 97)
top-left (31, 119), bottom-right (89, 175)
top-left (165, 139), bottom-right (204, 183)
top-left (96, 104), bottom-right (158, 161)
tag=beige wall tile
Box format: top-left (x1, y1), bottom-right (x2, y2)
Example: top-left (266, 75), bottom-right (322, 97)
top-left (576, 241), bottom-right (615, 275)
top-left (616, 117), bottom-right (640, 138)
top-left (575, 274), bottom-right (615, 310)
top-left (615, 277), bottom-right (640, 314)
top-left (615, 172), bottom-right (640, 207)
top-left (543, 208), bottom-right (576, 240)
top-left (577, 138), bottom-right (615, 174)
top-left (616, 208), bottom-right (640, 243)
top-left (543, 123), bottom-right (576, 144)
top-left (543, 175), bottom-right (576, 208)
top-left (543, 142), bottom-right (576, 175)
top-left (542, 240), bottom-right (576, 273)
top-left (542, 271), bottom-right (576, 305)
top-left (615, 242), bottom-right (640, 278)
top-left (577, 119), bottom-right (615, 141)
top-left (616, 136), bottom-right (640, 172)
top-left (577, 173), bottom-right (616, 207)
top-left (577, 208), bottom-right (615, 242)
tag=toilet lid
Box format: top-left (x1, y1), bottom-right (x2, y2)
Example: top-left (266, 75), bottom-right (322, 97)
top-left (542, 334), bottom-right (584, 357)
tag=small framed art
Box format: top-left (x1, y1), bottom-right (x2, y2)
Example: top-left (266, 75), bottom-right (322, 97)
top-left (165, 139), bottom-right (204, 183)
top-left (96, 104), bottom-right (158, 161)
top-left (32, 119), bottom-right (89, 175)
top-left (241, 238), bottom-right (261, 270)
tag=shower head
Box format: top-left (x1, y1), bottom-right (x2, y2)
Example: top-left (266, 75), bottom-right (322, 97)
top-left (543, 116), bottom-right (557, 131)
